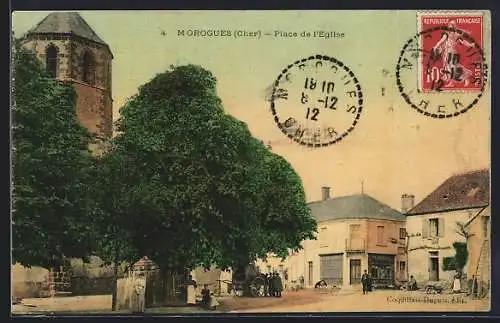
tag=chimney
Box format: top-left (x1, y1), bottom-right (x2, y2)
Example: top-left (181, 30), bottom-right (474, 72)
top-left (401, 194), bottom-right (415, 213)
top-left (321, 186), bottom-right (331, 201)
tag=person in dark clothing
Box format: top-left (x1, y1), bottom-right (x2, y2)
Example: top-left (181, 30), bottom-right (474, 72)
top-left (367, 273), bottom-right (373, 292)
top-left (407, 275), bottom-right (417, 291)
top-left (314, 280), bottom-right (327, 289)
top-left (274, 272), bottom-right (283, 297)
top-left (264, 273), bottom-right (270, 297)
top-left (361, 270), bottom-right (370, 294)
top-left (268, 273), bottom-right (275, 297)
top-left (201, 285), bottom-right (211, 308)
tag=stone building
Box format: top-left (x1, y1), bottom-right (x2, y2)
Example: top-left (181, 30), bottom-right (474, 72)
top-left (20, 12), bottom-right (114, 142)
top-left (405, 169), bottom-right (490, 285)
top-left (257, 187), bottom-right (407, 290)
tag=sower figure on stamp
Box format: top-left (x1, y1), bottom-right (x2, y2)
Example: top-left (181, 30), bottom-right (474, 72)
top-left (361, 270), bottom-right (370, 294)
top-left (430, 20), bottom-right (475, 88)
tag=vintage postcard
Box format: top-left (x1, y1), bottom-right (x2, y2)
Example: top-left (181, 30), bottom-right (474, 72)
top-left (11, 10), bottom-right (491, 314)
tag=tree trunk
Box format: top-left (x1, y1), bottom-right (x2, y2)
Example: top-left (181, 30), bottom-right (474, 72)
top-left (111, 249), bottom-right (119, 311)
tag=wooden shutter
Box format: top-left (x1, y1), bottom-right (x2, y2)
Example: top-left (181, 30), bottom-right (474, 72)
top-left (422, 219), bottom-right (429, 238)
top-left (438, 218), bottom-right (445, 237)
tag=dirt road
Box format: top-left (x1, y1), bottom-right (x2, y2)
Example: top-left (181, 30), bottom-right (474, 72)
top-left (231, 289), bottom-right (490, 313)
top-left (11, 289), bottom-right (490, 314)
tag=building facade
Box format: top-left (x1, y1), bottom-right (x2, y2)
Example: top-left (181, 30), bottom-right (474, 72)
top-left (20, 12), bottom-right (114, 141)
top-left (405, 169), bottom-right (490, 285)
top-left (465, 205), bottom-right (491, 297)
top-left (258, 187), bottom-right (407, 290)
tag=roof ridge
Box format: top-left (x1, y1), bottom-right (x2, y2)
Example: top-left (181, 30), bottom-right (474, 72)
top-left (406, 169), bottom-right (490, 215)
top-left (25, 12), bottom-right (108, 46)
top-left (308, 193), bottom-right (365, 204)
top-left (309, 193), bottom-right (405, 222)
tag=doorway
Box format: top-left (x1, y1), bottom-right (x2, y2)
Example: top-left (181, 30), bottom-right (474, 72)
top-left (308, 261), bottom-right (313, 286)
top-left (350, 259), bottom-right (361, 284)
top-left (429, 255), bottom-right (439, 281)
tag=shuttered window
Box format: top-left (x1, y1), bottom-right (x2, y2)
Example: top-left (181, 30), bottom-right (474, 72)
top-left (319, 227), bottom-right (328, 247)
top-left (422, 218), bottom-right (445, 238)
top-left (377, 226), bottom-right (385, 245)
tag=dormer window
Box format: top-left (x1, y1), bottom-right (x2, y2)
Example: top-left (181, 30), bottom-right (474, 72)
top-left (45, 45), bottom-right (58, 78)
top-left (82, 51), bottom-right (96, 85)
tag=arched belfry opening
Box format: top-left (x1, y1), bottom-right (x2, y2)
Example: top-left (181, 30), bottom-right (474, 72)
top-left (45, 45), bottom-right (58, 78)
top-left (82, 51), bottom-right (96, 85)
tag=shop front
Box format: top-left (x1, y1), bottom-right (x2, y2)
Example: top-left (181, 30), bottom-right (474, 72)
top-left (368, 254), bottom-right (395, 288)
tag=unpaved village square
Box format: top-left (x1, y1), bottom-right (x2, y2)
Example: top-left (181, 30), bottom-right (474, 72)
top-left (12, 289), bottom-right (489, 314)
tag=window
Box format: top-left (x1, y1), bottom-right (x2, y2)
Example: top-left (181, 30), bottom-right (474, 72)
top-left (429, 218), bottom-right (439, 236)
top-left (308, 261), bottom-right (313, 286)
top-left (399, 228), bottom-right (406, 240)
top-left (45, 45), bottom-right (58, 78)
top-left (319, 227), bottom-right (328, 247)
top-left (82, 51), bottom-right (95, 85)
top-left (442, 256), bottom-right (455, 271)
top-left (377, 226), bottom-right (385, 245)
top-left (423, 218), bottom-right (444, 238)
top-left (399, 261), bottom-right (406, 272)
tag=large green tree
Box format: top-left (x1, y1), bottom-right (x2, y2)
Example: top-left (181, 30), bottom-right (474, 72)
top-left (11, 41), bottom-right (96, 268)
top-left (97, 64), bottom-right (316, 275)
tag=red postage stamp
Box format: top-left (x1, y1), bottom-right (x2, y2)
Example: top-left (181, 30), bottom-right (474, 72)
top-left (417, 12), bottom-right (485, 92)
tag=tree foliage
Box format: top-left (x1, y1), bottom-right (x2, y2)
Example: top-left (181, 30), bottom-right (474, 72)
top-left (452, 241), bottom-right (468, 272)
top-left (100, 64), bottom-right (316, 271)
top-left (11, 41), bottom-right (96, 268)
top-left (11, 45), bottom-right (316, 275)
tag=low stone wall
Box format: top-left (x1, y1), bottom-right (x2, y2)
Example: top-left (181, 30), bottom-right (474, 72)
top-left (12, 281), bottom-right (52, 299)
top-left (70, 276), bottom-right (115, 296)
top-left (12, 264), bottom-right (51, 299)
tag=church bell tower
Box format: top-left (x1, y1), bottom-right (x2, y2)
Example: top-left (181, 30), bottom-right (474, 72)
top-left (21, 12), bottom-right (113, 141)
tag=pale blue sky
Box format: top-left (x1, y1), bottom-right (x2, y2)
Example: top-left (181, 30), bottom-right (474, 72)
top-left (12, 10), bottom-right (491, 210)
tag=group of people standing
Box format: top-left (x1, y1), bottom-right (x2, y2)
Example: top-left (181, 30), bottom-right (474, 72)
top-left (264, 272), bottom-right (283, 297)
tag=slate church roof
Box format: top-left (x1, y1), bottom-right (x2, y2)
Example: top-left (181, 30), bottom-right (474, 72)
top-left (26, 12), bottom-right (107, 45)
top-left (308, 194), bottom-right (405, 222)
top-left (406, 169), bottom-right (490, 216)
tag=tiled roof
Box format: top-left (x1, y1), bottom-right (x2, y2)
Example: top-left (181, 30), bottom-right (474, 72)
top-left (26, 12), bottom-right (107, 45)
top-left (132, 256), bottom-right (158, 271)
top-left (406, 169), bottom-right (490, 215)
top-left (308, 194), bottom-right (405, 222)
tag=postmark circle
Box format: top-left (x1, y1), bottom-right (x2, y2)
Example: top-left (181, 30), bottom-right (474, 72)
top-left (396, 26), bottom-right (488, 118)
top-left (270, 54), bottom-right (363, 147)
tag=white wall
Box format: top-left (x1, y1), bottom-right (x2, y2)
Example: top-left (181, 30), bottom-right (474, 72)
top-left (256, 219), bottom-right (352, 288)
top-left (406, 208), bottom-right (481, 283)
